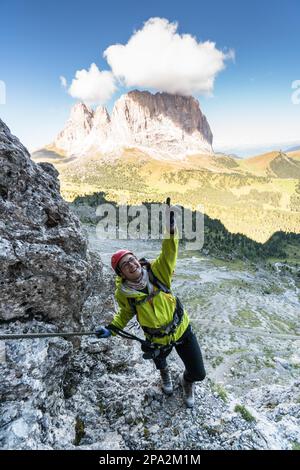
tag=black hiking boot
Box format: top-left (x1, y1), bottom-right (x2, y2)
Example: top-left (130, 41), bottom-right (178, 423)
top-left (160, 367), bottom-right (173, 395)
top-left (181, 373), bottom-right (195, 408)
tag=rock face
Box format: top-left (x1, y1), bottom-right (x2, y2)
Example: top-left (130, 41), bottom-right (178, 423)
top-left (0, 118), bottom-right (101, 325)
top-left (82, 105), bottom-right (111, 154)
top-left (52, 90), bottom-right (213, 158)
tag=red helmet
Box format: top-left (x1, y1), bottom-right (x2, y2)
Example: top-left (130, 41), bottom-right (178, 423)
top-left (111, 249), bottom-right (133, 272)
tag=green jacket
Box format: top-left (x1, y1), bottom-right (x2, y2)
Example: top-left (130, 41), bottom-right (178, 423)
top-left (109, 228), bottom-right (190, 346)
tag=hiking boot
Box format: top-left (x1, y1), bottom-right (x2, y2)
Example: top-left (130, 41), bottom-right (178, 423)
top-left (160, 368), bottom-right (173, 395)
top-left (181, 373), bottom-right (195, 408)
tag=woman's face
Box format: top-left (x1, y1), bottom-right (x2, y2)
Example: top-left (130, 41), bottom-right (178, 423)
top-left (118, 254), bottom-right (142, 281)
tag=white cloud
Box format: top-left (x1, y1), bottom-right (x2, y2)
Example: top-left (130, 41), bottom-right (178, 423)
top-left (104, 17), bottom-right (234, 96)
top-left (60, 75), bottom-right (67, 88)
top-left (67, 63), bottom-right (116, 105)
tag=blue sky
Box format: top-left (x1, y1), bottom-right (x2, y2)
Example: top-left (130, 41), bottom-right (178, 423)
top-left (0, 0), bottom-right (299, 154)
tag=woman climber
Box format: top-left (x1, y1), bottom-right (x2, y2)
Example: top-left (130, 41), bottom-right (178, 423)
top-left (95, 201), bottom-right (206, 408)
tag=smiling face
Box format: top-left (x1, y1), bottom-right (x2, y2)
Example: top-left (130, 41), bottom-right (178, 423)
top-left (118, 253), bottom-right (142, 281)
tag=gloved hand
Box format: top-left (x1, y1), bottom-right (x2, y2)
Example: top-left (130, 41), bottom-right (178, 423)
top-left (166, 197), bottom-right (176, 234)
top-left (95, 326), bottom-right (112, 338)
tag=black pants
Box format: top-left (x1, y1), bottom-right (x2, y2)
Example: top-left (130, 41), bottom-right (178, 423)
top-left (152, 324), bottom-right (206, 383)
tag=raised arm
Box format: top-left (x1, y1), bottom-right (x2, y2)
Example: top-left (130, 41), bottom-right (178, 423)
top-left (151, 223), bottom-right (179, 289)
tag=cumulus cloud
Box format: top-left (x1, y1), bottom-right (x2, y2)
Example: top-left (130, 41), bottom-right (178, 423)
top-left (67, 63), bottom-right (116, 105)
top-left (104, 17), bottom-right (234, 96)
top-left (60, 75), bottom-right (67, 88)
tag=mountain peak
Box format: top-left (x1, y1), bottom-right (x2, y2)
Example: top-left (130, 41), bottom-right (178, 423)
top-left (69, 102), bottom-right (94, 121)
top-left (54, 102), bottom-right (94, 156)
top-left (93, 105), bottom-right (110, 123)
top-left (52, 90), bottom-right (213, 158)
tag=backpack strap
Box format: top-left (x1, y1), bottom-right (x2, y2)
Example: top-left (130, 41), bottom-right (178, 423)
top-left (139, 257), bottom-right (171, 294)
top-left (128, 297), bottom-right (138, 316)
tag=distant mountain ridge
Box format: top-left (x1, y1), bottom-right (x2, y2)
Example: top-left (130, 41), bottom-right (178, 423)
top-left (240, 151), bottom-right (300, 178)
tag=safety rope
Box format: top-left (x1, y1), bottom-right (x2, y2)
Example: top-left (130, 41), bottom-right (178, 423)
top-left (0, 331), bottom-right (96, 340)
top-left (0, 324), bottom-right (182, 357)
top-left (0, 326), bottom-right (147, 344)
top-left (0, 328), bottom-right (146, 342)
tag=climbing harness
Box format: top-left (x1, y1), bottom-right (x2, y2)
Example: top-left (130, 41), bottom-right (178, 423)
top-left (107, 324), bottom-right (185, 360)
top-left (142, 297), bottom-right (184, 339)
